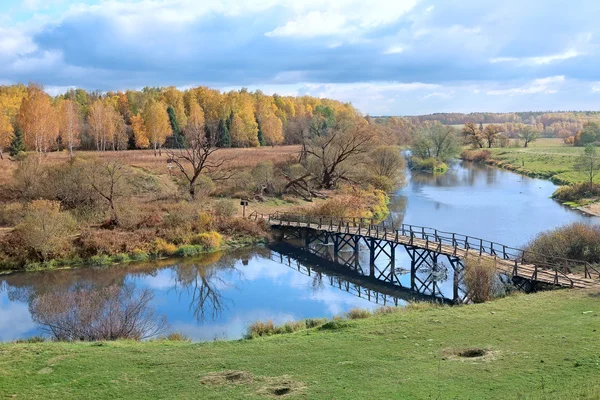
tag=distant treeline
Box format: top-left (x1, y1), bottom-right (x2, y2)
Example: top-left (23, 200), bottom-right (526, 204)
top-left (0, 84), bottom-right (410, 157)
top-left (373, 112), bottom-right (600, 143)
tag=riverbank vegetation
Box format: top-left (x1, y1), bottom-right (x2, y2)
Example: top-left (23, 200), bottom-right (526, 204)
top-left (409, 123), bottom-right (460, 173)
top-left (525, 223), bottom-right (600, 266)
top-left (0, 85), bottom-right (406, 272)
top-left (1, 289), bottom-right (599, 399)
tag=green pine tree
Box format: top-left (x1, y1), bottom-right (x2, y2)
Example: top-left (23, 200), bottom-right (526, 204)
top-left (9, 124), bottom-right (25, 157)
top-left (217, 119), bottom-right (231, 148)
top-left (257, 119), bottom-right (265, 146)
top-left (166, 105), bottom-right (185, 148)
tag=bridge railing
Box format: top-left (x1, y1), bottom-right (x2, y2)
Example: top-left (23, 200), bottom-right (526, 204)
top-left (260, 212), bottom-right (600, 286)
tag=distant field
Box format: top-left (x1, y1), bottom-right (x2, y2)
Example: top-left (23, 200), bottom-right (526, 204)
top-left (0, 146), bottom-right (301, 186)
top-left (485, 138), bottom-right (595, 184)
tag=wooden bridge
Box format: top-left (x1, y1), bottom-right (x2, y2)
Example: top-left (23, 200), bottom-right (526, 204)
top-left (250, 212), bottom-right (600, 290)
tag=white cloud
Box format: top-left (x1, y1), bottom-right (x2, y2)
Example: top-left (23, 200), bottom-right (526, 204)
top-left (383, 45), bottom-right (404, 54)
top-left (266, 11), bottom-right (348, 37)
top-left (490, 49), bottom-right (583, 65)
top-left (487, 76), bottom-right (565, 96)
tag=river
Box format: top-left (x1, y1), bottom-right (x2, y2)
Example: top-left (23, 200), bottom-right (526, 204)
top-left (0, 161), bottom-right (595, 341)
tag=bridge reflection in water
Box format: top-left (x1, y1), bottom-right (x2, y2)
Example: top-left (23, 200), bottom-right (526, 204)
top-left (269, 233), bottom-right (469, 306)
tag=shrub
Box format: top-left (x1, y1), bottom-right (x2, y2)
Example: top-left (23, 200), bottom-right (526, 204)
top-left (373, 306), bottom-right (401, 315)
top-left (196, 211), bottom-right (214, 232)
top-left (190, 231), bottom-right (222, 250)
top-left (0, 202), bottom-right (25, 226)
top-left (369, 175), bottom-right (395, 193)
top-left (89, 254), bottom-right (112, 266)
top-left (246, 320), bottom-right (275, 338)
top-left (213, 199), bottom-right (237, 218)
top-left (12, 200), bottom-right (76, 261)
top-left (77, 229), bottom-right (152, 257)
top-left (131, 249), bottom-right (150, 262)
top-left (161, 332), bottom-right (191, 342)
top-left (112, 253), bottom-right (131, 263)
top-left (301, 186), bottom-right (390, 221)
top-left (346, 308), bottom-right (371, 319)
top-left (461, 149), bottom-right (491, 162)
top-left (525, 223), bottom-right (600, 266)
top-left (464, 255), bottom-right (500, 303)
top-left (304, 318), bottom-right (328, 329)
top-left (552, 183), bottom-right (600, 203)
top-left (216, 217), bottom-right (270, 240)
top-left (151, 238), bottom-right (178, 256)
top-left (175, 245), bottom-right (204, 258)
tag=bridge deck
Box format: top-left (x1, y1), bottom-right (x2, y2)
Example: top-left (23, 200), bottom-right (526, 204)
top-left (268, 219), bottom-right (600, 290)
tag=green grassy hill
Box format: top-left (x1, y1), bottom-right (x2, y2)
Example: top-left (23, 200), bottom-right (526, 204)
top-left (1, 289), bottom-right (599, 399)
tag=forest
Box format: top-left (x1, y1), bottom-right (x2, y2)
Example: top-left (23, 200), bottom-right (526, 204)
top-left (0, 84), bottom-right (414, 158)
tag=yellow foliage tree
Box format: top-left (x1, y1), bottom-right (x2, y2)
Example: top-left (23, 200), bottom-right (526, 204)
top-left (58, 99), bottom-right (81, 156)
top-left (18, 83), bottom-right (59, 152)
top-left (130, 113), bottom-right (149, 148)
top-left (142, 100), bottom-right (171, 156)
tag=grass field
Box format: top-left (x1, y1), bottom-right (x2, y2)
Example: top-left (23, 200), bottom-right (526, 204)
top-left (0, 146), bottom-right (301, 187)
top-left (1, 289), bottom-right (599, 399)
top-left (485, 138), bottom-right (598, 185)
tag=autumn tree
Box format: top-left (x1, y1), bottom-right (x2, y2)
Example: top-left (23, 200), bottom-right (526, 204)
top-left (519, 126), bottom-right (540, 148)
top-left (482, 124), bottom-right (503, 148)
top-left (58, 99), bottom-right (82, 156)
top-left (142, 100), bottom-right (171, 156)
top-left (0, 113), bottom-right (11, 159)
top-left (18, 83), bottom-right (59, 152)
top-left (130, 113), bottom-right (149, 148)
top-left (462, 122), bottom-right (484, 148)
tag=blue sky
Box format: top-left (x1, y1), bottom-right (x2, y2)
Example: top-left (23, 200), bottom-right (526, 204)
top-left (1, 0), bottom-right (600, 115)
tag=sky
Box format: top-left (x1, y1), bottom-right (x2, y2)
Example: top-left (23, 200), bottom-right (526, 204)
top-left (1, 0), bottom-right (600, 115)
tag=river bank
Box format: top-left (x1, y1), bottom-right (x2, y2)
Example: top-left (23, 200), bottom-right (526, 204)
top-left (460, 139), bottom-right (600, 216)
top-left (1, 289), bottom-right (599, 399)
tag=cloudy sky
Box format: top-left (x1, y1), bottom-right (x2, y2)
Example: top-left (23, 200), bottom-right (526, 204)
top-left (1, 0), bottom-right (600, 115)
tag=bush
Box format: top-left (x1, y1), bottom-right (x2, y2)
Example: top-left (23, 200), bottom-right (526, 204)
top-left (213, 199), bottom-right (237, 218)
top-left (175, 245), bottom-right (204, 258)
top-left (190, 231), bottom-right (222, 250)
top-left (196, 211), bottom-right (214, 231)
top-left (77, 229), bottom-right (152, 257)
top-left (464, 256), bottom-right (500, 303)
top-left (369, 175), bottom-right (395, 193)
top-left (161, 332), bottom-right (191, 342)
top-left (12, 200), bottom-right (76, 261)
top-left (89, 254), bottom-right (112, 266)
top-left (151, 238), bottom-right (178, 256)
top-left (0, 202), bottom-right (24, 226)
top-left (131, 249), bottom-right (150, 262)
top-left (461, 149), bottom-right (491, 162)
top-left (525, 223), bottom-right (600, 266)
top-left (346, 308), bottom-right (371, 319)
top-left (216, 217), bottom-right (270, 240)
top-left (552, 183), bottom-right (600, 203)
top-left (112, 253), bottom-right (131, 263)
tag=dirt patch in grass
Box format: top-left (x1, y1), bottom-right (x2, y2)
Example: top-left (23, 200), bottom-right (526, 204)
top-left (256, 375), bottom-right (306, 398)
top-left (200, 370), bottom-right (254, 386)
top-left (442, 348), bottom-right (498, 362)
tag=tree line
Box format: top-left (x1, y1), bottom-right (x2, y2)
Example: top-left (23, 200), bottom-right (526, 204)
top-left (1, 83), bottom-right (406, 158)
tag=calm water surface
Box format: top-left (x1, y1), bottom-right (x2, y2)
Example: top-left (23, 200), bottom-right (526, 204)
top-left (1, 162), bottom-right (596, 341)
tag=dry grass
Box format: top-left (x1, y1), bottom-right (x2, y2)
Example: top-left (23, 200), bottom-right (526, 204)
top-left (0, 146), bottom-right (301, 186)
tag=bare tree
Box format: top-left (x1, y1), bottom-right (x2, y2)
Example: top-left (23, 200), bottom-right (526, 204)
top-left (166, 109), bottom-right (233, 199)
top-left (575, 144), bottom-right (600, 188)
top-left (305, 115), bottom-right (374, 189)
top-left (30, 284), bottom-right (168, 341)
top-left (89, 161), bottom-right (131, 226)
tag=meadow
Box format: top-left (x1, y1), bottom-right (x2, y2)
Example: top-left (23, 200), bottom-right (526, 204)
top-left (1, 289), bottom-right (599, 399)
top-left (486, 138), bottom-right (597, 185)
